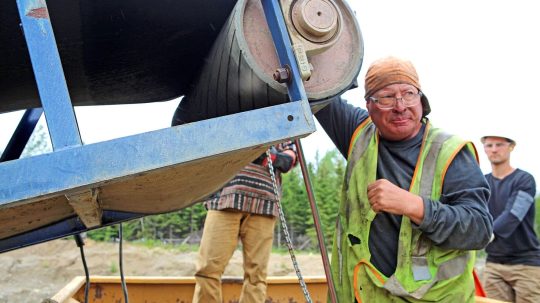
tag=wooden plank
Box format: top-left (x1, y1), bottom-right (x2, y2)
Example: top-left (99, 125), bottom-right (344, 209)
top-left (99, 147), bottom-right (267, 213)
top-left (46, 276), bottom-right (85, 303)
top-left (0, 196), bottom-right (74, 240)
top-left (66, 189), bottom-right (102, 228)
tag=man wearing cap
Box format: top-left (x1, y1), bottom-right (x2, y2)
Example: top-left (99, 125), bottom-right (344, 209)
top-left (315, 56), bottom-right (493, 302)
top-left (481, 135), bottom-right (540, 302)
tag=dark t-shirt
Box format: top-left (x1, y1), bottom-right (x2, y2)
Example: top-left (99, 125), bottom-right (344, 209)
top-left (485, 169), bottom-right (540, 265)
top-left (316, 96), bottom-right (492, 277)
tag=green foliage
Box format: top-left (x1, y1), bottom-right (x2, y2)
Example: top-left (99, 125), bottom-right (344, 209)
top-left (305, 150), bottom-right (344, 249)
top-left (109, 261), bottom-right (118, 274)
top-left (87, 224), bottom-right (118, 242)
top-left (87, 203), bottom-right (207, 243)
top-left (277, 149), bottom-right (345, 251)
top-left (280, 167), bottom-right (310, 243)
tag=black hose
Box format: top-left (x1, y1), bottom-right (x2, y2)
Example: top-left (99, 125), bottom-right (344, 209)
top-left (119, 223), bottom-right (129, 303)
top-left (74, 234), bottom-right (89, 303)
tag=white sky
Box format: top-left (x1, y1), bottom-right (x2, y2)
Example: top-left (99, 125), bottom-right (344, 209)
top-left (1, 0), bottom-right (539, 191)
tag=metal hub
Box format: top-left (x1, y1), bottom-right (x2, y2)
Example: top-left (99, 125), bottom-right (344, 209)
top-left (291, 0), bottom-right (340, 43)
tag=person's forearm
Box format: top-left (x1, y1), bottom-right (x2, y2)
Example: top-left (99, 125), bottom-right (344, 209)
top-left (403, 195), bottom-right (424, 225)
top-left (492, 211), bottom-right (521, 238)
top-left (419, 199), bottom-right (492, 250)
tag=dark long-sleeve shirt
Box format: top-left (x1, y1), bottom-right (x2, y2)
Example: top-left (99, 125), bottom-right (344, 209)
top-left (315, 96), bottom-right (493, 277)
top-left (485, 169), bottom-right (540, 265)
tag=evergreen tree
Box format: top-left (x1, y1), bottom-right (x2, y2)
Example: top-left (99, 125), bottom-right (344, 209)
top-left (280, 167), bottom-right (310, 246)
top-left (306, 150), bottom-right (344, 248)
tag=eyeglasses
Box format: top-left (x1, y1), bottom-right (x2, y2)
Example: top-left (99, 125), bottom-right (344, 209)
top-left (369, 91), bottom-right (423, 109)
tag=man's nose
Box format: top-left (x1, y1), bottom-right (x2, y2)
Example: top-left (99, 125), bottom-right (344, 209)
top-left (392, 96), bottom-right (407, 110)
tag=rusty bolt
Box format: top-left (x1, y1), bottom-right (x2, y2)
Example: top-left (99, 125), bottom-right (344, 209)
top-left (273, 67), bottom-right (290, 83)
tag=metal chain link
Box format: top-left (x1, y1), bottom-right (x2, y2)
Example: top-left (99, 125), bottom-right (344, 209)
top-left (266, 149), bottom-right (313, 303)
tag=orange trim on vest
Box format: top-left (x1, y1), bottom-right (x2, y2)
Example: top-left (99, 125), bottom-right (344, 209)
top-left (353, 259), bottom-right (386, 303)
top-left (440, 141), bottom-right (477, 195)
top-left (347, 117), bottom-right (372, 158)
top-left (470, 142), bottom-right (480, 163)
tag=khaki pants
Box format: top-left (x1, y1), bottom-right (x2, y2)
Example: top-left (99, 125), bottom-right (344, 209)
top-left (193, 210), bottom-right (276, 303)
top-left (484, 261), bottom-right (540, 303)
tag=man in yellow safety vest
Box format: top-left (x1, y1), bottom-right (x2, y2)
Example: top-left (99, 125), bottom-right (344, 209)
top-left (315, 56), bottom-right (493, 302)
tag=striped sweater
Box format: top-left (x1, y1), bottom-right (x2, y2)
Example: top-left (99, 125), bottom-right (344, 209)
top-left (204, 162), bottom-right (281, 216)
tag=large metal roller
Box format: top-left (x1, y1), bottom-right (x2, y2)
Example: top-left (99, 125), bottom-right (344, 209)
top-left (172, 0), bottom-right (363, 125)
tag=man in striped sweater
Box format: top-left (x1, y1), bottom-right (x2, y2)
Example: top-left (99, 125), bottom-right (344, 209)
top-left (192, 141), bottom-right (297, 303)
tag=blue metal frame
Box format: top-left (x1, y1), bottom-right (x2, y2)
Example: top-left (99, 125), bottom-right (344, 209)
top-left (0, 101), bottom-right (314, 206)
top-left (0, 108), bottom-right (43, 162)
top-left (0, 0), bottom-right (316, 252)
top-left (261, 0), bottom-right (308, 103)
top-left (16, 0), bottom-right (81, 150)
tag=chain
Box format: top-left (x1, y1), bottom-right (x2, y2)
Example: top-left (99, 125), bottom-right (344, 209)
top-left (266, 149), bottom-right (313, 303)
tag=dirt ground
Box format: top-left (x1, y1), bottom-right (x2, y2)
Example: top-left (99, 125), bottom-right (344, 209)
top-left (0, 238), bottom-right (328, 303)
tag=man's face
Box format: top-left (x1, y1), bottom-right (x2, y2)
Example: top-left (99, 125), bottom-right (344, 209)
top-left (483, 137), bottom-right (513, 165)
top-left (366, 83), bottom-right (423, 141)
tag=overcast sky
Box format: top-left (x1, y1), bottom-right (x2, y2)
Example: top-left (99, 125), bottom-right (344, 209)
top-left (2, 0), bottom-right (539, 191)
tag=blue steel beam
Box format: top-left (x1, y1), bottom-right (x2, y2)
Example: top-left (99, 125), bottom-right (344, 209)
top-left (261, 0), bottom-right (308, 103)
top-left (16, 0), bottom-right (82, 150)
top-left (0, 100), bottom-right (315, 206)
top-left (0, 108), bottom-right (43, 162)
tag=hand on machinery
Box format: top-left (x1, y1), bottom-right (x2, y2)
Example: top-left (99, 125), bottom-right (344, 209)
top-left (263, 145), bottom-right (297, 173)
